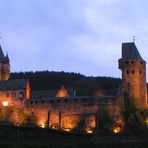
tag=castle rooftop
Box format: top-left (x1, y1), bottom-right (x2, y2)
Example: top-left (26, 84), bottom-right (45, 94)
top-left (122, 42), bottom-right (143, 61)
top-left (0, 45), bottom-right (5, 62)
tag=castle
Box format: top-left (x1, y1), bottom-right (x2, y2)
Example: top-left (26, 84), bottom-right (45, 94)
top-left (0, 42), bottom-right (147, 133)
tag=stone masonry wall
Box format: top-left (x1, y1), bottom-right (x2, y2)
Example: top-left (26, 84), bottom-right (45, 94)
top-left (119, 60), bottom-right (147, 109)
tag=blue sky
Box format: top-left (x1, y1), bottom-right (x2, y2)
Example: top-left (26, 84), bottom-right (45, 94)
top-left (1, 0), bottom-right (148, 78)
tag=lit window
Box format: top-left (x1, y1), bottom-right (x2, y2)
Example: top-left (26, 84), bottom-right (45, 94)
top-left (2, 101), bottom-right (8, 107)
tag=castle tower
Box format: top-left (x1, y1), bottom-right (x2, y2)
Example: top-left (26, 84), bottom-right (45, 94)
top-left (0, 45), bottom-right (10, 80)
top-left (118, 42), bottom-right (147, 109)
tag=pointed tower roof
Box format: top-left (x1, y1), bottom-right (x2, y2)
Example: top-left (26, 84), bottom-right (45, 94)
top-left (0, 45), bottom-right (5, 62)
top-left (122, 42), bottom-right (143, 60)
top-left (5, 53), bottom-right (10, 63)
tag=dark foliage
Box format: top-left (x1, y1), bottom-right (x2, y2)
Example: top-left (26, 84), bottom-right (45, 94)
top-left (0, 125), bottom-right (148, 148)
top-left (10, 71), bottom-right (121, 95)
top-left (10, 71), bottom-right (84, 90)
top-left (73, 76), bottom-right (121, 96)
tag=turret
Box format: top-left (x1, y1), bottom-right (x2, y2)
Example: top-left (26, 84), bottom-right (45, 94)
top-left (118, 42), bottom-right (147, 109)
top-left (5, 53), bottom-right (10, 64)
top-left (0, 45), bottom-right (10, 80)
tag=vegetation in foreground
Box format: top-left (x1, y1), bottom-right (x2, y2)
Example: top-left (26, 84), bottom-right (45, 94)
top-left (0, 125), bottom-right (148, 148)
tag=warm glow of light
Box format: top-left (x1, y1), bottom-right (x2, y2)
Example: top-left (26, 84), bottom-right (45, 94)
top-left (113, 127), bottom-right (121, 134)
top-left (51, 124), bottom-right (58, 130)
top-left (145, 118), bottom-right (148, 127)
top-left (63, 128), bottom-right (71, 132)
top-left (16, 123), bottom-right (20, 127)
top-left (2, 101), bottom-right (8, 107)
top-left (26, 81), bottom-right (31, 99)
top-left (85, 128), bottom-right (93, 134)
top-left (56, 86), bottom-right (69, 97)
top-left (40, 123), bottom-right (46, 128)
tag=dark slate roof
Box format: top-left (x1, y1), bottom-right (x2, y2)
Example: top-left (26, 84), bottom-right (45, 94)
top-left (31, 90), bottom-right (58, 99)
top-left (0, 45), bottom-right (5, 62)
top-left (0, 46), bottom-right (10, 63)
top-left (31, 89), bottom-right (74, 100)
top-left (122, 42), bottom-right (143, 60)
top-left (0, 79), bottom-right (28, 90)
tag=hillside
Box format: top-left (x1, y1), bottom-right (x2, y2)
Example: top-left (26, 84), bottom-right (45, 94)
top-left (10, 71), bottom-right (121, 95)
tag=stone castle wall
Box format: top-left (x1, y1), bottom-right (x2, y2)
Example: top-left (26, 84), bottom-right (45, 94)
top-left (119, 60), bottom-right (147, 109)
top-left (22, 96), bottom-right (124, 131)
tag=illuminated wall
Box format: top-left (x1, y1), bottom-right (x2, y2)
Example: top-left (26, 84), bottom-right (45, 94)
top-left (26, 81), bottom-right (31, 100)
top-left (24, 95), bottom-right (124, 131)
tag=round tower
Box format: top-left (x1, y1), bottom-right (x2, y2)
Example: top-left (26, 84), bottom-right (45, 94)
top-left (118, 42), bottom-right (147, 109)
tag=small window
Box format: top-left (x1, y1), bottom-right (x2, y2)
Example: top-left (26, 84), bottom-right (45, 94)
top-left (125, 61), bottom-right (128, 64)
top-left (41, 100), bottom-right (45, 104)
top-left (65, 99), bottom-right (68, 103)
top-left (127, 70), bottom-right (129, 74)
top-left (140, 71), bottom-right (142, 74)
top-left (35, 101), bottom-right (38, 104)
top-left (141, 61), bottom-right (143, 64)
top-left (131, 61), bottom-right (134, 64)
top-left (30, 101), bottom-right (33, 104)
top-left (132, 70), bottom-right (134, 74)
top-left (128, 83), bottom-right (130, 87)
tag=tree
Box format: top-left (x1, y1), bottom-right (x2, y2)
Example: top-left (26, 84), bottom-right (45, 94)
top-left (123, 96), bottom-right (147, 134)
top-left (98, 104), bottom-right (113, 134)
top-left (3, 107), bottom-right (13, 122)
top-left (18, 109), bottom-right (28, 125)
top-left (27, 113), bottom-right (37, 125)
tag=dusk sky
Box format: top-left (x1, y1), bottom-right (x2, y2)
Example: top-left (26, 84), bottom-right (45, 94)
top-left (1, 0), bottom-right (148, 78)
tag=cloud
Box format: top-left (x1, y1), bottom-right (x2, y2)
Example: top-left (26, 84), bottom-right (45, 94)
top-left (0, 0), bottom-right (148, 77)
